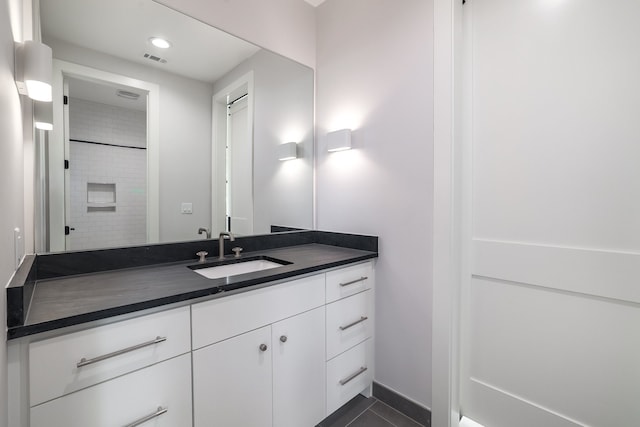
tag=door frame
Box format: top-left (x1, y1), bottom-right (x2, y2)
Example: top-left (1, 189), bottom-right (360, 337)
top-left (432, 0), bottom-right (464, 426)
top-left (48, 60), bottom-right (160, 251)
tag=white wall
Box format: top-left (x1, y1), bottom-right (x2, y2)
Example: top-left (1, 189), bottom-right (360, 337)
top-left (316, 0), bottom-right (434, 409)
top-left (45, 39), bottom-right (214, 243)
top-left (213, 50), bottom-right (314, 234)
top-left (1, 1), bottom-right (27, 426)
top-left (154, 0), bottom-right (316, 69)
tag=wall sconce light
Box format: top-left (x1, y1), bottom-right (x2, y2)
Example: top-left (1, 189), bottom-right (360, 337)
top-left (278, 142), bottom-right (298, 161)
top-left (15, 40), bottom-right (53, 102)
top-left (34, 101), bottom-right (53, 130)
top-left (327, 129), bottom-right (352, 152)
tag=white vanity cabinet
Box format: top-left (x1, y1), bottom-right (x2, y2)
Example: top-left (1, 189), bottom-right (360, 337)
top-left (13, 259), bottom-right (375, 427)
top-left (192, 274), bottom-right (327, 427)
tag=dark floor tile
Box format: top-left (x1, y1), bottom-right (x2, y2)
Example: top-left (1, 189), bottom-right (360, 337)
top-left (317, 395), bottom-right (377, 427)
top-left (373, 382), bottom-right (431, 426)
top-left (370, 401), bottom-right (425, 427)
top-left (347, 410), bottom-right (396, 427)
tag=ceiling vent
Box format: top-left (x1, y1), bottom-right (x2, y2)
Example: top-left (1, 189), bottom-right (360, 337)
top-left (143, 53), bottom-right (167, 64)
top-left (116, 89), bottom-right (141, 100)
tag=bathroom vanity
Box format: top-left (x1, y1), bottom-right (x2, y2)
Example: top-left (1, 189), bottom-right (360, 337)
top-left (6, 230), bottom-right (377, 427)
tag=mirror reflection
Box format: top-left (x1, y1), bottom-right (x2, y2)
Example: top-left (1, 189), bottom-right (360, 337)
top-left (37, 0), bottom-right (314, 253)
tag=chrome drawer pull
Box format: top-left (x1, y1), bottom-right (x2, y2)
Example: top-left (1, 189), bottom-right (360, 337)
top-left (77, 336), bottom-right (167, 368)
top-left (123, 406), bottom-right (168, 427)
top-left (339, 366), bottom-right (368, 386)
top-left (339, 316), bottom-right (368, 331)
top-left (339, 276), bottom-right (368, 287)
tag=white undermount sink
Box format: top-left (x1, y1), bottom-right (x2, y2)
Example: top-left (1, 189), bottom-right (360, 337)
top-left (190, 258), bottom-right (287, 279)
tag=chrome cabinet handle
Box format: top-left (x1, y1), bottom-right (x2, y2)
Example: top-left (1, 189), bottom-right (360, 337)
top-left (339, 366), bottom-right (368, 386)
top-left (259, 343), bottom-right (268, 352)
top-left (123, 406), bottom-right (168, 427)
top-left (280, 335), bottom-right (288, 343)
top-left (339, 316), bottom-right (368, 331)
top-left (339, 276), bottom-right (368, 287)
top-left (77, 336), bottom-right (167, 368)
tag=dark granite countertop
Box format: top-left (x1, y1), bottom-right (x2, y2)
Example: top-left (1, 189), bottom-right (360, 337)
top-left (8, 236), bottom-right (377, 340)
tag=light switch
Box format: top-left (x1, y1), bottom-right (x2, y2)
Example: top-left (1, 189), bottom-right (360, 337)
top-left (181, 203), bottom-right (193, 214)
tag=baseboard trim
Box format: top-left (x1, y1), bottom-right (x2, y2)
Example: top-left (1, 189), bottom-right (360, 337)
top-left (372, 382), bottom-right (432, 426)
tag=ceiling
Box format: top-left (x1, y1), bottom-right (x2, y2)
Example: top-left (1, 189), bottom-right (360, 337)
top-left (40, 0), bottom-right (260, 85)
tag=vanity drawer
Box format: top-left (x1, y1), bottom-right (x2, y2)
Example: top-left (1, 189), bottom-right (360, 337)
top-left (326, 290), bottom-right (372, 360)
top-left (192, 274), bottom-right (325, 349)
top-left (326, 262), bottom-right (373, 303)
top-left (326, 339), bottom-right (373, 416)
top-left (29, 306), bottom-right (191, 406)
top-left (30, 353), bottom-right (192, 427)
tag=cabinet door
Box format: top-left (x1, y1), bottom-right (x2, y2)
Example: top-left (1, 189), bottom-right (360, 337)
top-left (193, 325), bottom-right (272, 427)
top-left (272, 307), bottom-right (326, 427)
top-left (30, 354), bottom-right (192, 427)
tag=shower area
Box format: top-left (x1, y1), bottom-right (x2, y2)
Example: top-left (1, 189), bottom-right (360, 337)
top-left (65, 77), bottom-right (147, 250)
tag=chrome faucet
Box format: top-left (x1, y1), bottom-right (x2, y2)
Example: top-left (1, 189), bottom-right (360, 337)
top-left (198, 227), bottom-right (211, 239)
top-left (218, 232), bottom-right (235, 259)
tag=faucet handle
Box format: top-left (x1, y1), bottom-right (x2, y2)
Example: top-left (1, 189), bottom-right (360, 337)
top-left (196, 251), bottom-right (208, 263)
top-left (232, 247), bottom-right (243, 258)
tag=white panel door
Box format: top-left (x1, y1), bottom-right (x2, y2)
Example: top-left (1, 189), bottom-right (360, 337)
top-left (462, 1), bottom-right (640, 426)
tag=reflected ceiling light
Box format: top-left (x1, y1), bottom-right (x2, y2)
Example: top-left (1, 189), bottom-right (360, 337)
top-left (327, 129), bottom-right (352, 152)
top-left (149, 37), bottom-right (172, 49)
top-left (34, 101), bottom-right (53, 130)
top-left (278, 142), bottom-right (298, 161)
top-left (16, 40), bottom-right (53, 102)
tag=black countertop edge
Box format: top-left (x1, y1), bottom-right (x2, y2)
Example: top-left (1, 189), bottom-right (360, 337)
top-left (6, 255), bottom-right (36, 327)
top-left (7, 252), bottom-right (377, 340)
top-left (7, 287), bottom-right (222, 340)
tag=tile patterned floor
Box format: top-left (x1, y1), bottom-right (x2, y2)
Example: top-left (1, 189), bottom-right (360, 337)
top-left (318, 395), bottom-right (426, 427)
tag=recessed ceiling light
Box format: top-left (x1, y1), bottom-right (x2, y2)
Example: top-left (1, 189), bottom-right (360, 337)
top-left (149, 37), bottom-right (171, 49)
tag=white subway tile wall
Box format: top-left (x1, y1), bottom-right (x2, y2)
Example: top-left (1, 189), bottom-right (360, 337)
top-left (69, 98), bottom-right (146, 148)
top-left (68, 98), bottom-right (147, 250)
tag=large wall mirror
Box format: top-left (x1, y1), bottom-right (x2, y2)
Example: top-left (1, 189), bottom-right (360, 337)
top-left (35, 0), bottom-right (314, 253)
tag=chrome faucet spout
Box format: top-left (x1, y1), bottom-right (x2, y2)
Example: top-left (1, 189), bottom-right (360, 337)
top-left (198, 227), bottom-right (211, 239)
top-left (218, 232), bottom-right (235, 259)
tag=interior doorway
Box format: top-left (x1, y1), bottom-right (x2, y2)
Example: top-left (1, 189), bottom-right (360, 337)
top-left (225, 93), bottom-right (253, 235)
top-left (211, 71), bottom-right (254, 237)
top-left (45, 59), bottom-right (160, 252)
top-left (64, 77), bottom-right (148, 250)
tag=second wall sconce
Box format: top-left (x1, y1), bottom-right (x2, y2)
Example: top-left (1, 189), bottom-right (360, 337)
top-left (327, 129), bottom-right (352, 152)
top-left (278, 142), bottom-right (298, 161)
